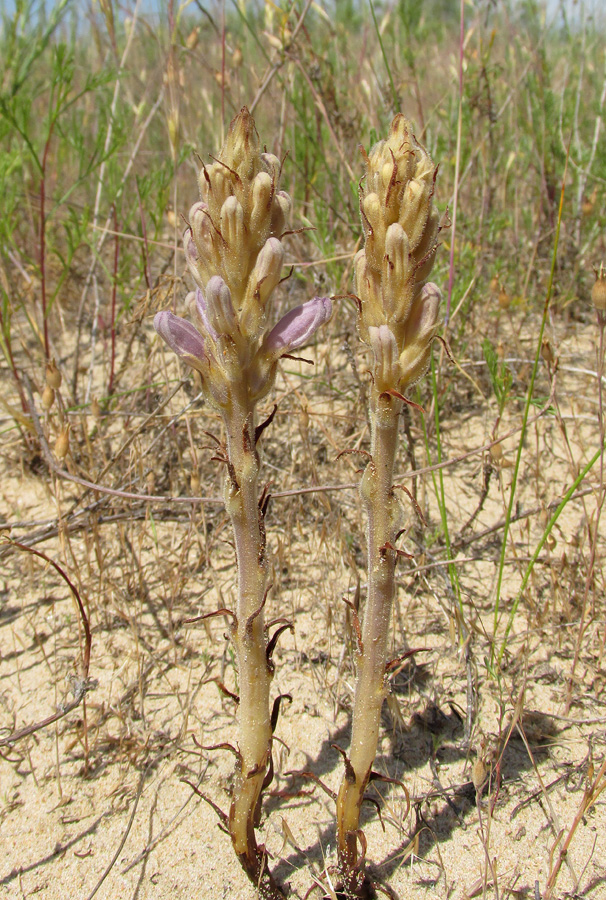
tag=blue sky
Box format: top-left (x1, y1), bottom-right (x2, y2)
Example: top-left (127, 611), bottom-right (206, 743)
top-left (0, 0), bottom-right (602, 29)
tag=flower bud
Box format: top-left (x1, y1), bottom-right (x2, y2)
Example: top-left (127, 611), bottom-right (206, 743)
top-left (413, 208), bottom-right (440, 266)
top-left (270, 190), bottom-right (291, 237)
top-left (250, 171), bottom-right (273, 242)
top-left (380, 160), bottom-right (395, 193)
top-left (184, 227), bottom-right (207, 292)
top-left (220, 196), bottom-right (245, 251)
top-left (399, 179), bottom-right (430, 251)
top-left (205, 276), bottom-right (238, 337)
top-left (260, 152), bottom-right (281, 175)
top-left (251, 237), bottom-right (284, 306)
top-left (369, 325), bottom-right (400, 390)
top-left (354, 250), bottom-right (383, 331)
top-left (201, 162), bottom-right (231, 210)
top-left (405, 282), bottom-right (441, 345)
top-left (383, 223), bottom-right (412, 318)
top-left (398, 283), bottom-right (441, 387)
top-left (188, 206), bottom-right (220, 286)
top-left (414, 153), bottom-right (434, 184)
top-left (362, 193), bottom-right (382, 236)
top-left (398, 344), bottom-right (431, 388)
top-left (222, 106), bottom-right (260, 181)
top-left (189, 201), bottom-right (208, 232)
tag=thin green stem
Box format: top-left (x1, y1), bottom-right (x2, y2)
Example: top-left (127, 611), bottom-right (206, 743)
top-left (497, 440), bottom-right (606, 664)
top-left (491, 143), bottom-right (570, 665)
top-left (428, 353), bottom-right (464, 623)
top-left (565, 320), bottom-right (606, 704)
top-left (368, 0), bottom-right (398, 111)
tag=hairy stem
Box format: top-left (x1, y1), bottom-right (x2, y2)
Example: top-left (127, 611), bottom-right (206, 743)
top-left (337, 391), bottom-right (401, 890)
top-left (224, 400), bottom-right (284, 899)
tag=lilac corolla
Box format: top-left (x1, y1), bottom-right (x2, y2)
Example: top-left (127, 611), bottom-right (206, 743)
top-left (263, 296), bottom-right (332, 357)
top-left (153, 310), bottom-right (207, 374)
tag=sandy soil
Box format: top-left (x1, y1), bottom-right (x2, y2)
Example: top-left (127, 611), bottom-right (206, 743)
top-left (1, 312), bottom-right (605, 900)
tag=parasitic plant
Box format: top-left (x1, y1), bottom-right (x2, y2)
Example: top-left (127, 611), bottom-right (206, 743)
top-left (336, 114), bottom-right (441, 896)
top-left (154, 108), bottom-right (331, 898)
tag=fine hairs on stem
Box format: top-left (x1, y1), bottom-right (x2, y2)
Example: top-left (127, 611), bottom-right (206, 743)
top-left (154, 107), bottom-right (331, 898)
top-left (335, 114), bottom-right (442, 897)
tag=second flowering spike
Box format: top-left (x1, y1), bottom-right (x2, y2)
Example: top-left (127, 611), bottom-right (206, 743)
top-left (336, 114), bottom-right (442, 895)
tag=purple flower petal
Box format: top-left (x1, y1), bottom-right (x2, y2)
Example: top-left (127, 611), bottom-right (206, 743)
top-left (154, 310), bottom-right (207, 371)
top-left (184, 228), bottom-right (198, 263)
top-left (194, 288), bottom-right (216, 339)
top-left (264, 296), bottom-right (332, 355)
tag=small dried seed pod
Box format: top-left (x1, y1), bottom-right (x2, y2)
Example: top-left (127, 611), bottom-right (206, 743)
top-left (592, 266), bottom-right (606, 312)
top-left (191, 471), bottom-right (201, 495)
top-left (41, 384), bottom-right (55, 411)
top-left (541, 339), bottom-right (554, 364)
top-left (472, 757), bottom-right (487, 791)
top-left (498, 288), bottom-right (511, 310)
top-left (46, 358), bottom-right (62, 389)
top-left (490, 441), bottom-right (503, 462)
top-left (55, 425), bottom-right (70, 460)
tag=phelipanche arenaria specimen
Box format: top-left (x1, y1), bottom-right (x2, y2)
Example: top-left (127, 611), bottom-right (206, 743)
top-left (336, 114), bottom-right (441, 897)
top-left (155, 108), bottom-right (331, 899)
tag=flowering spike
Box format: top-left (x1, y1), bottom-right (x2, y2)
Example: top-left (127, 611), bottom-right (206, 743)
top-left (151, 107), bottom-right (330, 899)
top-left (336, 114), bottom-right (443, 893)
